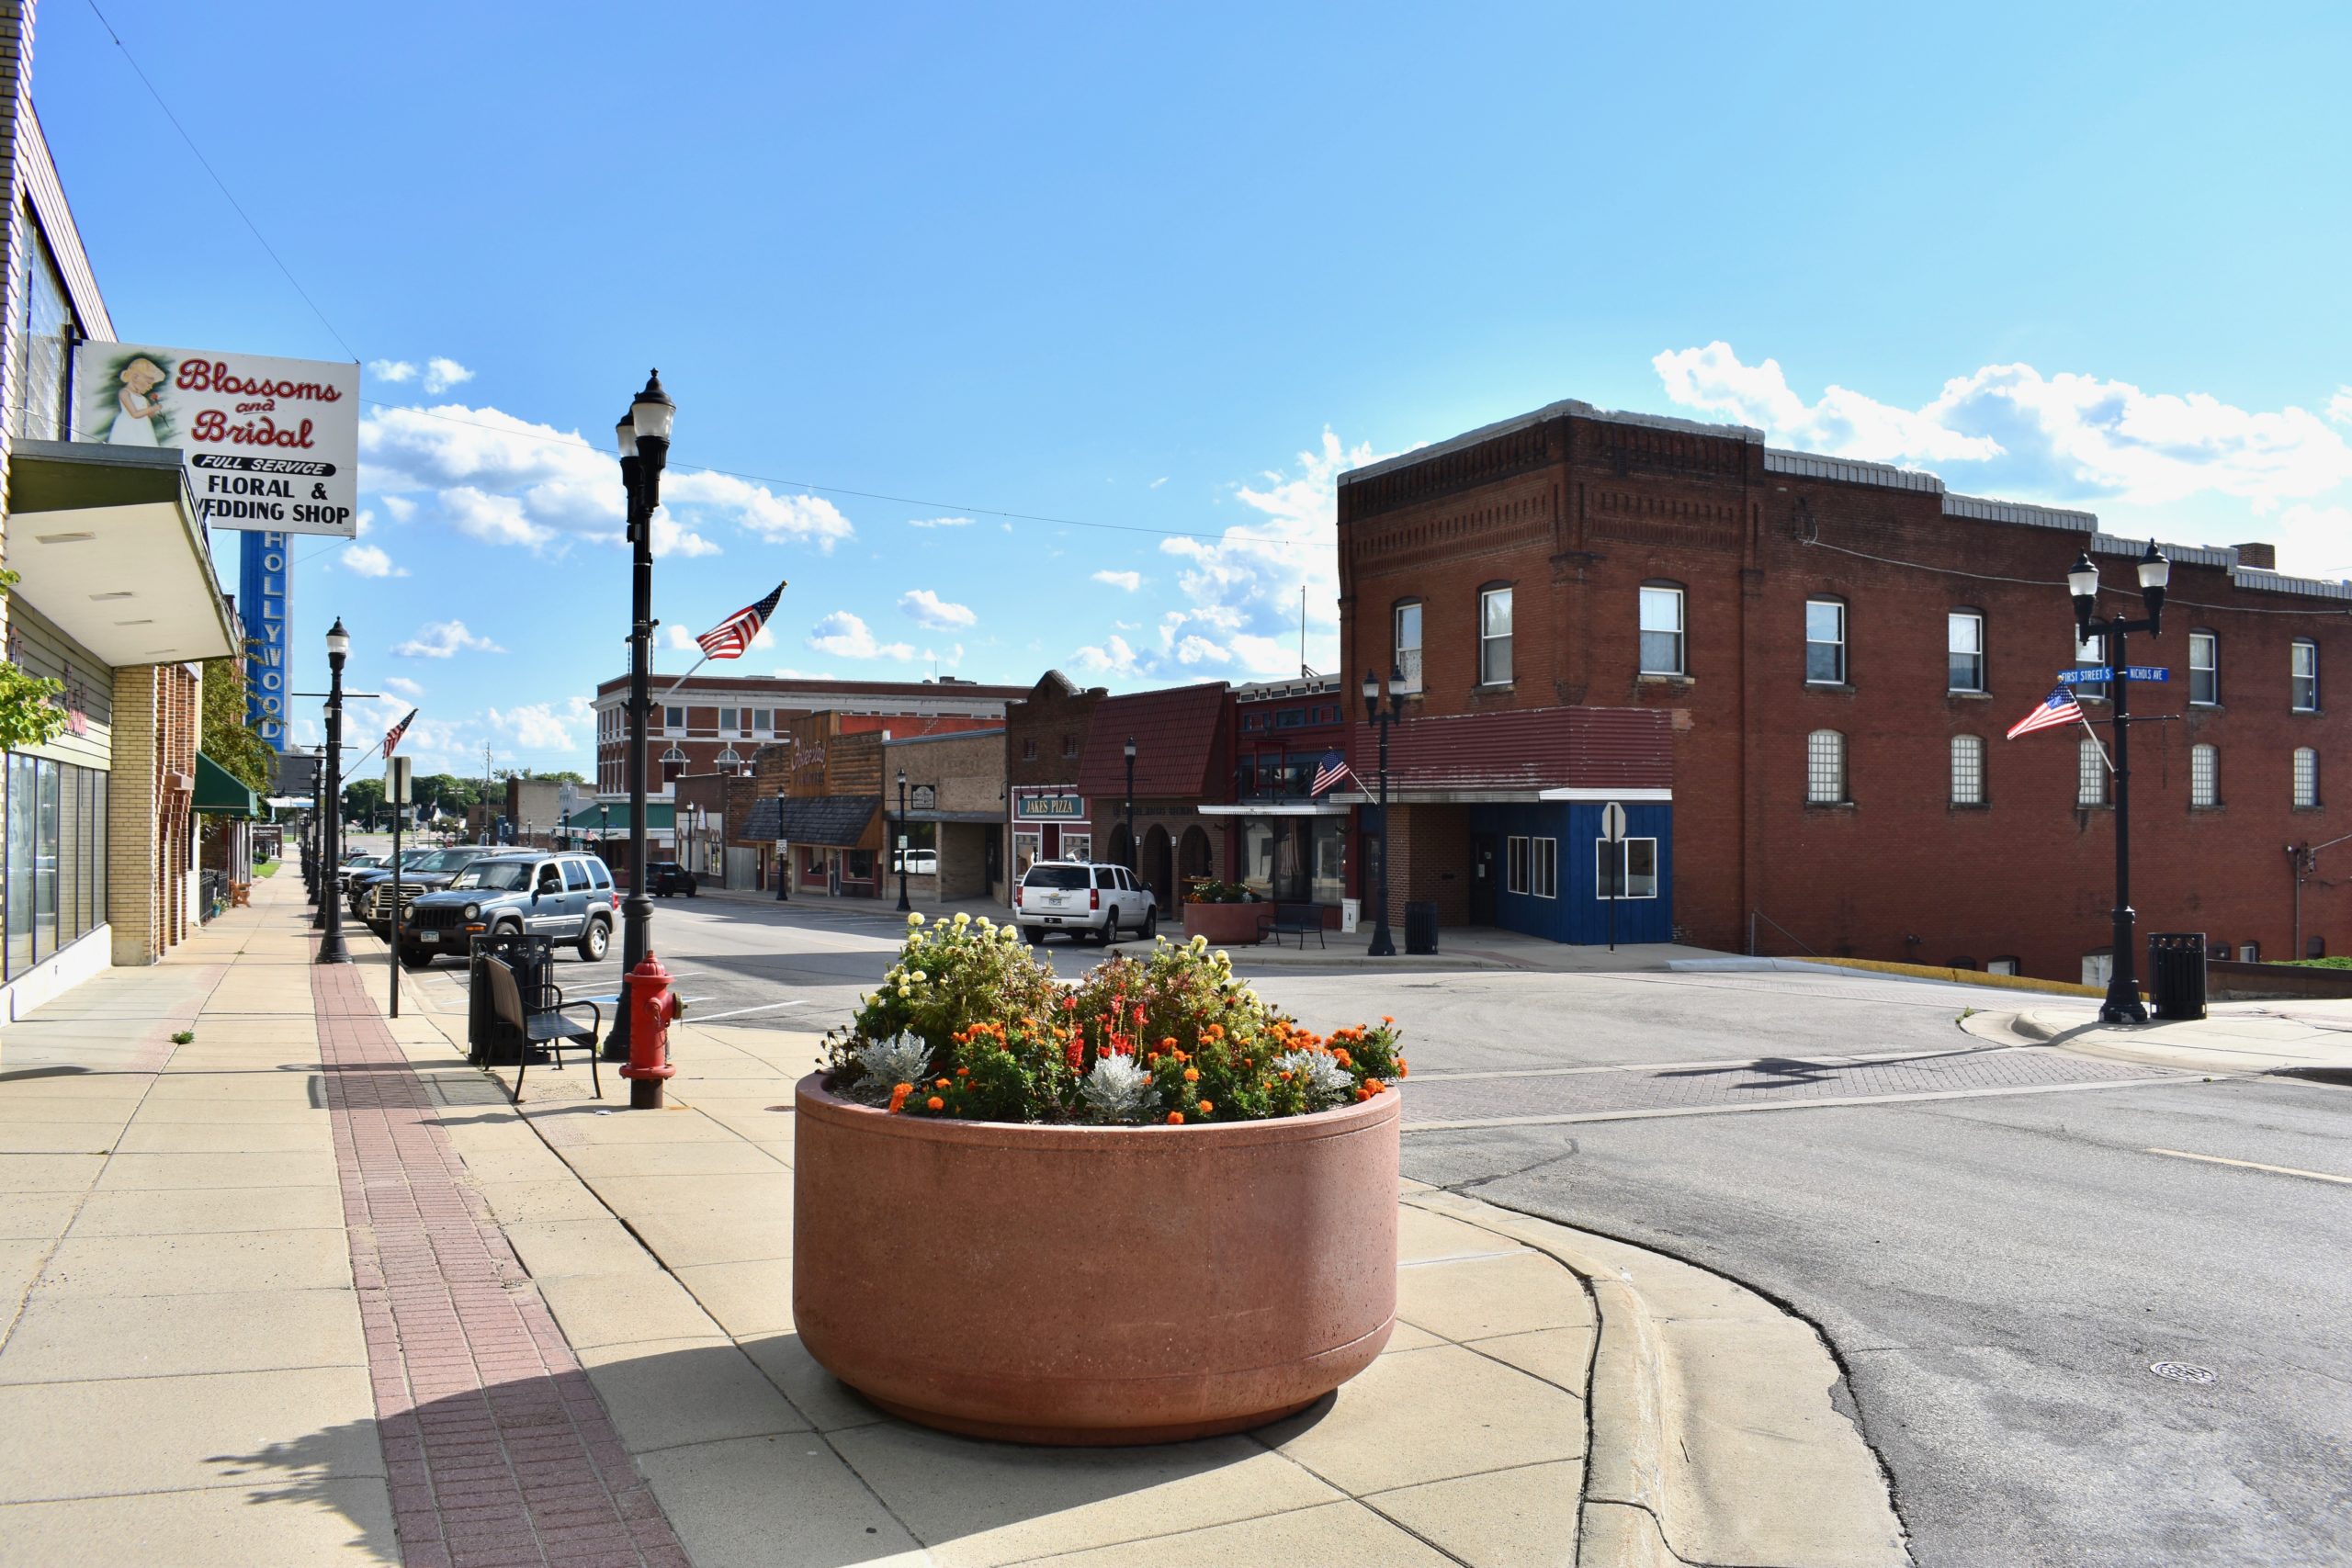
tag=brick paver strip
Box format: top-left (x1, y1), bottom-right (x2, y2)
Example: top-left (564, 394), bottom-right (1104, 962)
top-left (311, 960), bottom-right (689, 1568)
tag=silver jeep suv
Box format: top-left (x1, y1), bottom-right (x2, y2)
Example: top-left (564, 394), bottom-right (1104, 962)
top-left (398, 852), bottom-right (618, 968)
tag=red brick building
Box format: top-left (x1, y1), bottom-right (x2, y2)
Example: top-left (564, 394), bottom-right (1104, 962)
top-left (589, 674), bottom-right (1026, 798)
top-left (1005, 671), bottom-right (1106, 886)
top-left (1336, 397), bottom-right (2351, 980)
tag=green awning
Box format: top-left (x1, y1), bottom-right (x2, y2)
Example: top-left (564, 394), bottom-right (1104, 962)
top-left (193, 751), bottom-right (265, 818)
top-left (559, 800), bottom-right (676, 833)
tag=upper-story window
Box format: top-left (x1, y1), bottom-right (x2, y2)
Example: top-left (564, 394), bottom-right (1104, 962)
top-left (659, 745), bottom-right (688, 784)
top-left (1805, 598), bottom-right (1847, 685)
top-left (2188, 631), bottom-right (2219, 705)
top-left (1240, 713), bottom-right (1264, 732)
top-left (1022, 738), bottom-right (1039, 761)
top-left (2074, 631), bottom-right (2108, 702)
top-left (1947, 610), bottom-right (1984, 693)
top-left (1639, 583), bottom-right (1685, 676)
top-left (1062, 733), bottom-right (1080, 758)
top-left (2293, 747), bottom-right (2320, 807)
top-left (718, 707), bottom-right (739, 735)
top-left (753, 709), bottom-right (774, 732)
top-left (1394, 600), bottom-right (1423, 693)
top-left (1805, 729), bottom-right (1847, 804)
top-left (2077, 739), bottom-right (2109, 807)
top-left (1479, 585), bottom-right (1513, 686)
top-left (716, 747), bottom-right (742, 773)
top-left (1275, 708), bottom-right (1306, 729)
top-left (2291, 638), bottom-right (2319, 711)
top-left (14, 223), bottom-right (74, 441)
top-left (1951, 735), bottom-right (1984, 806)
top-left (2190, 743), bottom-right (2218, 808)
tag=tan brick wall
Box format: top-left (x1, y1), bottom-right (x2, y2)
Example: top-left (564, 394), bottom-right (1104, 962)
top-left (107, 661), bottom-right (199, 964)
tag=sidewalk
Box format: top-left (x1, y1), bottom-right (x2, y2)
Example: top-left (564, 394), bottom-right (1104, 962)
top-left (1966, 999), bottom-right (2352, 1081)
top-left (0, 876), bottom-right (1905, 1567)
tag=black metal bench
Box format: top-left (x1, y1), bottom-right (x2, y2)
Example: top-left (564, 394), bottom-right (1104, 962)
top-left (481, 955), bottom-right (603, 1104)
top-left (1258, 901), bottom-right (1327, 949)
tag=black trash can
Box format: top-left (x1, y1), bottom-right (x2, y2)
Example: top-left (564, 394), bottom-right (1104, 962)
top-left (2147, 931), bottom-right (2209, 1021)
top-left (468, 931), bottom-right (557, 1064)
top-left (1405, 900), bottom-right (1440, 956)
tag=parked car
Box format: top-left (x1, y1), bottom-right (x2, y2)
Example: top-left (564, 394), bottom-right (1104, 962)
top-left (334, 853), bottom-right (386, 895)
top-left (398, 852), bottom-right (618, 968)
top-left (354, 845), bottom-right (504, 933)
top-left (647, 861), bottom-right (698, 897)
top-left (1015, 860), bottom-right (1158, 944)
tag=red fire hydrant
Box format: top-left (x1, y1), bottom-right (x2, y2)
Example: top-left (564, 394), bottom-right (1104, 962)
top-left (619, 953), bottom-right (682, 1110)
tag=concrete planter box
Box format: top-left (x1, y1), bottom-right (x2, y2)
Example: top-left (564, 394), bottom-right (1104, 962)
top-left (1180, 900), bottom-right (1265, 946)
top-left (792, 1073), bottom-right (1399, 1445)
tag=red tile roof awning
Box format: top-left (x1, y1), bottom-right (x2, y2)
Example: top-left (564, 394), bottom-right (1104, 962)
top-left (1078, 683), bottom-right (1230, 800)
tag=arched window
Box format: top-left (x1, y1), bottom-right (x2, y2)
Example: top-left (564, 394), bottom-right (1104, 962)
top-left (1947, 609), bottom-right (1984, 693)
top-left (1950, 735), bottom-right (1984, 806)
top-left (1393, 597), bottom-right (1424, 692)
top-left (2189, 743), bottom-right (2218, 808)
top-left (2293, 747), bottom-right (2320, 807)
top-left (660, 745), bottom-right (688, 785)
top-left (1640, 581), bottom-right (1686, 676)
top-left (716, 747), bottom-right (742, 775)
top-left (1804, 597), bottom-right (1847, 684)
top-left (1805, 729), bottom-right (1846, 804)
top-left (2077, 739), bottom-right (2109, 807)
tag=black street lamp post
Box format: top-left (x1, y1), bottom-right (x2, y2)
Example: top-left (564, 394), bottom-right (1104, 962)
top-left (775, 787), bottom-right (791, 901)
top-left (1123, 736), bottom-right (1136, 872)
top-left (1362, 666), bottom-right (1405, 958)
top-left (317, 618), bottom-right (352, 964)
top-left (306, 745), bottom-right (325, 919)
top-left (2068, 540), bottom-right (2170, 1025)
top-left (895, 769), bottom-right (911, 913)
top-left (609, 371), bottom-right (675, 1061)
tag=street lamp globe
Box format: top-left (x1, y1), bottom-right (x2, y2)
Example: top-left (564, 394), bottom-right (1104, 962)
top-left (1123, 737), bottom-right (1136, 762)
top-left (1387, 664), bottom-right (1406, 716)
top-left (630, 371), bottom-right (676, 445)
top-left (325, 617), bottom-right (349, 659)
top-left (2136, 538), bottom-right (2170, 592)
top-left (2066, 551), bottom-right (2099, 600)
top-left (1361, 668), bottom-right (1380, 716)
top-left (614, 411), bottom-right (639, 457)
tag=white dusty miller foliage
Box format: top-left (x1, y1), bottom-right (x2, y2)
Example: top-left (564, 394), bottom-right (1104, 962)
top-left (848, 1033), bottom-right (933, 1105)
top-left (1080, 1053), bottom-right (1159, 1123)
top-left (1274, 1049), bottom-right (1353, 1111)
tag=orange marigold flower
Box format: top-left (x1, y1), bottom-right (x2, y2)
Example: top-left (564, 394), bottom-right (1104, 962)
top-left (1363, 1078), bottom-right (1386, 1095)
top-left (1279, 1069), bottom-right (1293, 1081)
top-left (1166, 1111), bottom-right (1185, 1124)
top-left (1197, 1100), bottom-right (1213, 1115)
top-left (1205, 1024), bottom-right (1226, 1041)
top-left (888, 1083), bottom-right (912, 1113)
top-left (956, 1066), bottom-right (970, 1077)
top-left (1382, 1014), bottom-right (1395, 1024)
top-left (1397, 1060), bottom-right (1408, 1077)
top-left (1160, 1037), bottom-right (1178, 1051)
top-left (1063, 995), bottom-right (1079, 1010)
top-left (1182, 1067), bottom-right (1199, 1082)
top-left (1146, 1052), bottom-right (1160, 1066)
top-left (926, 1095), bottom-right (944, 1111)
top-left (935, 1077), bottom-right (951, 1089)
top-left (1332, 1049), bottom-right (1351, 1068)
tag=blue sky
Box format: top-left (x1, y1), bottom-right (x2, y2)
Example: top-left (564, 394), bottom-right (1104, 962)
top-left (34, 1), bottom-right (2352, 778)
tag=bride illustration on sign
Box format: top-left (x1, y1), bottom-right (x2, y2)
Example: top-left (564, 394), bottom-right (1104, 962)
top-left (88, 352), bottom-right (175, 446)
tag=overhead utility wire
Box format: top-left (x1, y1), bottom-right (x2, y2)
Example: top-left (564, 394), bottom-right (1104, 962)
top-left (1802, 536), bottom-right (2352, 617)
top-left (84, 0), bottom-right (357, 361)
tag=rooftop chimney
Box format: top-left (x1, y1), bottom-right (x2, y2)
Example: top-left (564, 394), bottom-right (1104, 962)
top-left (2235, 542), bottom-right (2277, 570)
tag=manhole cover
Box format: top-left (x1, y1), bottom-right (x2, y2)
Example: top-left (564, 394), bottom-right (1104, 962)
top-left (2150, 1361), bottom-right (2216, 1384)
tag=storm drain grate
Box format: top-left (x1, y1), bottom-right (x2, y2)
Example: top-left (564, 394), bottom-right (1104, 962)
top-left (2149, 1361), bottom-right (2216, 1384)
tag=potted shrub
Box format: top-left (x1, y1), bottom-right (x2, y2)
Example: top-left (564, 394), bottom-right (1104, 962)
top-left (794, 914), bottom-right (1407, 1445)
top-left (1180, 877), bottom-right (1265, 946)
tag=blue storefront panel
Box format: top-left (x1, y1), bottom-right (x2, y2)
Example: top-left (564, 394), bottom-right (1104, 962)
top-left (1467, 800), bottom-right (1673, 944)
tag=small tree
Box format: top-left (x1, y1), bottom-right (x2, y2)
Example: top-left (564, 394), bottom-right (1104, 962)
top-left (200, 656), bottom-right (276, 795)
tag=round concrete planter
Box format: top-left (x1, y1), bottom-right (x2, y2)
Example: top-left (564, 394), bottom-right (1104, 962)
top-left (1180, 900), bottom-right (1265, 946)
top-left (792, 1073), bottom-right (1399, 1445)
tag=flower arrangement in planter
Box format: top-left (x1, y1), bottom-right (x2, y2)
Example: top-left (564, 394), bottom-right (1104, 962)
top-left (820, 913), bottom-right (1402, 1122)
top-left (1182, 878), bottom-right (1255, 903)
top-left (795, 911), bottom-right (1408, 1444)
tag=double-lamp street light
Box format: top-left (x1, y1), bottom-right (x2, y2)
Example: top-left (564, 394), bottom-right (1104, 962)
top-left (315, 617), bottom-right (353, 965)
top-left (1361, 665), bottom-right (1405, 958)
top-left (608, 371), bottom-right (676, 1060)
top-left (2068, 539), bottom-right (2169, 1025)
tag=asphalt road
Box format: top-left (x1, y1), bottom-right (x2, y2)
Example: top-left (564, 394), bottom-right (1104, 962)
top-left (366, 874), bottom-right (2351, 1564)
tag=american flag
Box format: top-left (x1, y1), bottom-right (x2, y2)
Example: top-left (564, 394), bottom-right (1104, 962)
top-left (2006, 686), bottom-right (2086, 739)
top-left (695, 581), bottom-right (786, 660)
top-left (1311, 749), bottom-right (1358, 795)
top-left (382, 707), bottom-right (417, 759)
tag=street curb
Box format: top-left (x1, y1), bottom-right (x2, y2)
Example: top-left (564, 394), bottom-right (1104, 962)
top-left (1982, 1008), bottom-right (2352, 1083)
top-left (1403, 1189), bottom-right (1910, 1568)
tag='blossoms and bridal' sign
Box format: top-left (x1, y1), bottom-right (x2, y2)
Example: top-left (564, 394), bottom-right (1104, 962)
top-left (73, 343), bottom-right (360, 538)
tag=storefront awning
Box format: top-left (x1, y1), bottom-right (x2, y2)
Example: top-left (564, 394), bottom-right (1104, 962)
top-left (741, 794), bottom-right (880, 849)
top-left (5, 441), bottom-right (234, 664)
top-left (1199, 801), bottom-right (1351, 816)
top-left (193, 751), bottom-right (264, 818)
top-left (560, 801), bottom-right (676, 833)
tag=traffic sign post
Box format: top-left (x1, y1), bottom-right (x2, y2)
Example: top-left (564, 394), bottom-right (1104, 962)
top-left (386, 757), bottom-right (413, 1018)
top-left (1600, 802), bottom-right (1629, 953)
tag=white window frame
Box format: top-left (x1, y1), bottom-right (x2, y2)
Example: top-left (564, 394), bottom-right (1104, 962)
top-left (1947, 610), bottom-right (1984, 694)
top-left (1532, 837), bottom-right (1557, 900)
top-left (1804, 598), bottom-right (1847, 685)
top-left (2293, 747), bottom-right (2320, 807)
top-left (2074, 631), bottom-right (2109, 702)
top-left (1951, 734), bottom-right (1984, 806)
top-left (1505, 834), bottom-right (1529, 895)
top-left (663, 705), bottom-right (687, 735)
top-left (1805, 729), bottom-right (1846, 805)
top-left (2188, 631), bottom-right (2219, 706)
top-left (718, 706), bottom-right (738, 735)
top-left (1639, 583), bottom-right (1685, 676)
top-left (1479, 585), bottom-right (1514, 686)
top-left (2291, 638), bottom-right (2319, 712)
top-left (1596, 836), bottom-right (1659, 899)
top-left (1394, 601), bottom-right (1423, 693)
top-left (2190, 743), bottom-right (2218, 808)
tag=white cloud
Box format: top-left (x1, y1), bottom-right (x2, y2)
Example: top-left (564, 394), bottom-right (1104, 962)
top-left (1070, 634), bottom-right (1139, 676)
top-left (423, 356), bottom-right (474, 393)
top-left (360, 401), bottom-right (842, 557)
top-left (2274, 503), bottom-right (2352, 581)
top-left (1149, 477), bottom-right (1169, 490)
top-left (392, 619), bottom-right (505, 659)
top-left (1173, 634), bottom-right (1229, 665)
top-left (1653, 342), bottom-right (2352, 508)
top-left (487, 701), bottom-right (580, 750)
top-left (907, 515), bottom-right (972, 528)
top-left (368, 359), bottom-right (417, 384)
top-left (2329, 389), bottom-right (2352, 427)
top-left (1091, 570), bottom-right (1142, 592)
top-left (808, 611), bottom-right (914, 660)
top-left (343, 543), bottom-right (403, 578)
top-left (899, 588), bottom-right (977, 629)
top-left (382, 675), bottom-right (426, 700)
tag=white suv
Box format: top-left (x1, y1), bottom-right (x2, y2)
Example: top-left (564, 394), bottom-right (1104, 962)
top-left (1016, 861), bottom-right (1158, 944)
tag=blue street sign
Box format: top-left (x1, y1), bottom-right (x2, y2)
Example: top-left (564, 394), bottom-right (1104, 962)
top-left (2056, 667), bottom-right (2112, 683)
top-left (2123, 665), bottom-right (2170, 682)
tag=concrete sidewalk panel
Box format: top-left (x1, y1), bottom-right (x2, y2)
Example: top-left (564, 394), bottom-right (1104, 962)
top-left (0, 1287), bottom-right (363, 1383)
top-left (0, 1153), bottom-right (106, 1191)
top-left (35, 1228), bottom-right (354, 1297)
top-left (93, 1150), bottom-right (339, 1191)
top-left (535, 1269), bottom-right (727, 1349)
top-left (674, 1258), bottom-right (793, 1337)
top-left (1397, 1249), bottom-right (1593, 1342)
top-left (0, 1121), bottom-right (125, 1153)
top-left (115, 1120), bottom-right (332, 1153)
top-left (739, 1332), bottom-right (888, 1434)
top-left (501, 1217), bottom-right (667, 1280)
top-left (576, 1336), bottom-right (812, 1452)
top-left (1261, 1343), bottom-right (1586, 1495)
top-left (631, 1433), bottom-right (925, 1567)
top-left (0, 1478), bottom-right (395, 1567)
top-left (830, 1421), bottom-right (1340, 1568)
top-left (1368, 1459), bottom-right (1585, 1568)
top-left (1009, 1497), bottom-right (1455, 1566)
top-left (67, 1184), bottom-right (345, 1237)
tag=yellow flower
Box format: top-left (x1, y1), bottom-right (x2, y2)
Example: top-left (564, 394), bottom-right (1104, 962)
top-left (953, 912), bottom-right (971, 927)
top-left (908, 912), bottom-right (926, 927)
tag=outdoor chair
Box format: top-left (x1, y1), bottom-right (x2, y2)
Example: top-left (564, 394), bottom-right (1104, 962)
top-left (481, 955), bottom-right (603, 1104)
top-left (1258, 901), bottom-right (1327, 949)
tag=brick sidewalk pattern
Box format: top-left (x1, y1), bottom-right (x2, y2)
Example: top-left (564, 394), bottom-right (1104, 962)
top-left (312, 961), bottom-right (689, 1568)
